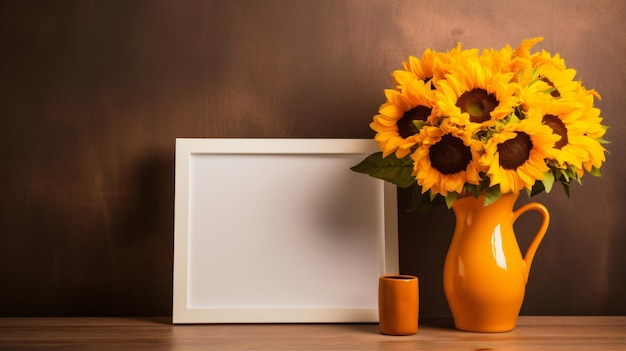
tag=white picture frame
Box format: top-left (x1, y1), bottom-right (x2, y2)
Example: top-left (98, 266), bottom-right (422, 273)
top-left (172, 138), bottom-right (398, 324)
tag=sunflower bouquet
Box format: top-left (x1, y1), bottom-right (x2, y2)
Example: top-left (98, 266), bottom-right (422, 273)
top-left (352, 37), bottom-right (608, 212)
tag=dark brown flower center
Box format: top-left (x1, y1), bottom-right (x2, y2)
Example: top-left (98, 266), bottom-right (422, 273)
top-left (456, 88), bottom-right (498, 123)
top-left (497, 132), bottom-right (533, 170)
top-left (429, 134), bottom-right (472, 175)
top-left (542, 114), bottom-right (568, 149)
top-left (539, 77), bottom-right (561, 98)
top-left (397, 105), bottom-right (431, 138)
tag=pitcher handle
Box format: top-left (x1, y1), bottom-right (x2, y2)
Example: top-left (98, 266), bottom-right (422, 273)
top-left (513, 202), bottom-right (550, 284)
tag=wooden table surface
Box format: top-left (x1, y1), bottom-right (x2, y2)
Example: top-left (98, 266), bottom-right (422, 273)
top-left (0, 316), bottom-right (624, 350)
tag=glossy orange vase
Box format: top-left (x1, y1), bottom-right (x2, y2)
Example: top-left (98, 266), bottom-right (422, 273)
top-left (443, 192), bottom-right (549, 332)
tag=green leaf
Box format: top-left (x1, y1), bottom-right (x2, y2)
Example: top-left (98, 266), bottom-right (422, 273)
top-left (530, 180), bottom-right (545, 197)
top-left (483, 186), bottom-right (502, 206)
top-left (464, 183), bottom-right (482, 198)
top-left (445, 192), bottom-right (459, 209)
top-left (350, 152), bottom-right (415, 188)
top-left (557, 168), bottom-right (569, 182)
top-left (589, 166), bottom-right (602, 177)
top-left (561, 180), bottom-right (571, 197)
top-left (542, 170), bottom-right (555, 193)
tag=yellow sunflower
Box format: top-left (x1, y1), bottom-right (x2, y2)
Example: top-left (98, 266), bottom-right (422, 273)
top-left (573, 95), bottom-right (607, 174)
top-left (514, 37), bottom-right (545, 59)
top-left (411, 122), bottom-right (483, 197)
top-left (526, 100), bottom-right (591, 170)
top-left (566, 85), bottom-right (604, 134)
top-left (394, 48), bottom-right (442, 88)
top-left (394, 44), bottom-right (478, 91)
top-left (530, 53), bottom-right (579, 99)
top-left (370, 77), bottom-right (438, 158)
top-left (479, 46), bottom-right (514, 74)
top-left (511, 37), bottom-right (544, 68)
top-left (435, 57), bottom-right (519, 127)
top-left (441, 43), bottom-right (478, 65)
top-left (552, 84), bottom-right (608, 174)
top-left (581, 136), bottom-right (606, 175)
top-left (480, 118), bottom-right (559, 194)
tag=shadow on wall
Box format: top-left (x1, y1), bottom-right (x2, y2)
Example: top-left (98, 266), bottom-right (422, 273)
top-left (108, 151), bottom-right (175, 316)
top-left (0, 149), bottom-right (175, 316)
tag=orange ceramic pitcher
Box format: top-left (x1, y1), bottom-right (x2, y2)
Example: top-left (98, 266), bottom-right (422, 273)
top-left (443, 192), bottom-right (549, 332)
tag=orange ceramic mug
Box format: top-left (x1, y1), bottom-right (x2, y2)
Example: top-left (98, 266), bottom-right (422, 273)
top-left (378, 275), bottom-right (419, 335)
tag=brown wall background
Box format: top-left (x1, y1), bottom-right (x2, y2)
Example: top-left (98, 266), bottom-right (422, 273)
top-left (1, 0), bottom-right (624, 317)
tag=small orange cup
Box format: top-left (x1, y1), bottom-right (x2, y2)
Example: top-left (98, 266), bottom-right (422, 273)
top-left (378, 275), bottom-right (419, 335)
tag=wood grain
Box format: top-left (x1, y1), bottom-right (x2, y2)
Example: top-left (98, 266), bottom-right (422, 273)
top-left (0, 317), bottom-right (624, 351)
